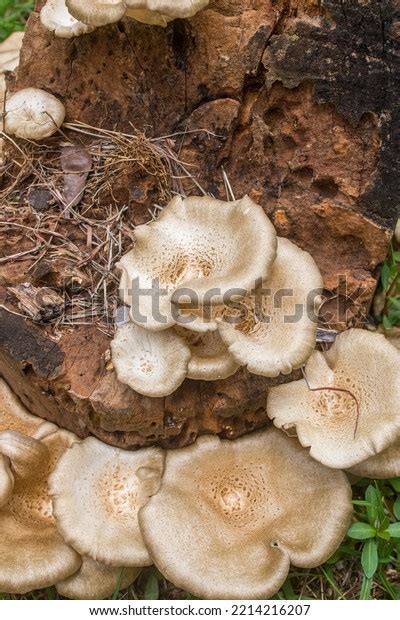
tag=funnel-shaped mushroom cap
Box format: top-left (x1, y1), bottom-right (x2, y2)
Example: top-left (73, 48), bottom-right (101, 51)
top-left (217, 237), bottom-right (323, 377)
top-left (56, 557), bottom-right (141, 599)
top-left (348, 440), bottom-right (400, 479)
top-left (5, 88), bottom-right (65, 140)
top-left (125, 0), bottom-right (209, 25)
top-left (268, 329), bottom-right (400, 469)
top-left (118, 195), bottom-right (277, 331)
top-left (0, 430), bottom-right (50, 479)
top-left (139, 428), bottom-right (352, 600)
top-left (41, 0), bottom-right (95, 38)
top-left (0, 430), bottom-right (81, 594)
top-left (66, 0), bottom-right (127, 26)
top-left (111, 322), bottom-right (191, 396)
top-left (50, 437), bottom-right (164, 567)
top-left (175, 326), bottom-right (240, 381)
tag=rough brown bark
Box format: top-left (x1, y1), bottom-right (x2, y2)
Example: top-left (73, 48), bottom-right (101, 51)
top-left (0, 0), bottom-right (398, 448)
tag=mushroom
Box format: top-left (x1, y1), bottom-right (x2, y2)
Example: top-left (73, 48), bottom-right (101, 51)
top-left (66, 0), bottom-right (127, 26)
top-left (56, 557), bottom-right (141, 599)
top-left (111, 322), bottom-right (191, 396)
top-left (174, 326), bottom-right (240, 381)
top-left (50, 437), bottom-right (165, 567)
top-left (139, 428), bottom-right (352, 600)
top-left (267, 329), bottom-right (400, 469)
top-left (347, 440), bottom-right (400, 479)
top-left (217, 237), bottom-right (323, 377)
top-left (41, 0), bottom-right (95, 38)
top-left (0, 429), bottom-right (81, 594)
top-left (395, 218), bottom-right (400, 244)
top-left (118, 195), bottom-right (277, 331)
top-left (0, 378), bottom-right (57, 505)
top-left (125, 0), bottom-right (209, 26)
top-left (4, 88), bottom-right (65, 140)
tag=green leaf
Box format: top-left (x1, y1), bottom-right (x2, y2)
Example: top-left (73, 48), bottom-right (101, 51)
top-left (389, 297), bottom-right (400, 310)
top-left (394, 496), bottom-right (400, 521)
top-left (388, 523), bottom-right (400, 538)
top-left (383, 314), bottom-right (395, 329)
top-left (359, 574), bottom-right (372, 600)
top-left (389, 478), bottom-right (400, 492)
top-left (144, 573), bottom-right (159, 600)
top-left (361, 539), bottom-right (378, 578)
top-left (348, 522), bottom-right (376, 540)
top-left (377, 529), bottom-right (391, 541)
top-left (381, 262), bottom-right (392, 290)
top-left (392, 251), bottom-right (400, 263)
top-left (365, 485), bottom-right (380, 526)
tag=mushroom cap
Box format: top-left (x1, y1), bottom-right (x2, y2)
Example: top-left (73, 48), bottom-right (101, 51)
top-left (5, 88), bottom-right (65, 140)
top-left (111, 322), bottom-right (191, 397)
top-left (347, 440), bottom-right (400, 479)
top-left (41, 0), bottom-right (95, 38)
top-left (217, 237), bottom-right (323, 377)
top-left (0, 378), bottom-right (57, 437)
top-left (139, 428), bottom-right (352, 600)
top-left (56, 557), bottom-right (141, 599)
top-left (267, 329), bottom-right (400, 469)
top-left (395, 218), bottom-right (400, 244)
top-left (118, 195), bottom-right (277, 331)
top-left (0, 430), bottom-right (81, 594)
top-left (175, 326), bottom-right (240, 381)
top-left (50, 437), bottom-right (165, 567)
top-left (0, 455), bottom-right (14, 508)
top-left (125, 0), bottom-right (209, 24)
top-left (0, 430), bottom-right (50, 479)
top-left (66, 0), bottom-right (127, 26)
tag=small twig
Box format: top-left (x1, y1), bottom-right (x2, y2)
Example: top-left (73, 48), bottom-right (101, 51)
top-left (301, 367), bottom-right (361, 439)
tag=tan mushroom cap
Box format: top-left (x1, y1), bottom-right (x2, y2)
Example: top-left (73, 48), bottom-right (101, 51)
top-left (50, 437), bottom-right (165, 567)
top-left (111, 322), bottom-right (191, 396)
top-left (347, 440), bottom-right (400, 479)
top-left (268, 329), bottom-right (400, 469)
top-left (0, 379), bottom-right (57, 502)
top-left (56, 557), bottom-right (141, 599)
top-left (175, 326), bottom-right (240, 381)
top-left (217, 237), bottom-right (323, 377)
top-left (118, 195), bottom-right (277, 331)
top-left (125, 0), bottom-right (209, 26)
top-left (0, 429), bottom-right (81, 594)
top-left (0, 454), bottom-right (14, 507)
top-left (139, 428), bottom-right (352, 600)
top-left (0, 378), bottom-right (57, 437)
top-left (41, 0), bottom-right (95, 38)
top-left (66, 0), bottom-right (126, 26)
top-left (5, 88), bottom-right (65, 140)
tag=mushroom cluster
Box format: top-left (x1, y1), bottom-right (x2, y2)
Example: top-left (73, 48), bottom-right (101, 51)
top-left (40, 0), bottom-right (210, 37)
top-left (112, 194), bottom-right (323, 396)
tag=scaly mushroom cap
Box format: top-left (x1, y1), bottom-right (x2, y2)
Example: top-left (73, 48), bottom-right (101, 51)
top-left (41, 0), bottom-right (95, 38)
top-left (125, 0), bottom-right (209, 25)
top-left (348, 440), bottom-right (400, 479)
top-left (118, 195), bottom-right (277, 331)
top-left (56, 557), bottom-right (141, 599)
top-left (50, 437), bottom-right (165, 567)
top-left (217, 237), bottom-right (323, 377)
top-left (0, 430), bottom-right (81, 594)
top-left (111, 322), bottom-right (191, 396)
top-left (139, 428), bottom-right (352, 600)
top-left (268, 329), bottom-right (400, 469)
top-left (175, 326), bottom-right (240, 381)
top-left (5, 87), bottom-right (65, 140)
top-left (66, 0), bottom-right (127, 26)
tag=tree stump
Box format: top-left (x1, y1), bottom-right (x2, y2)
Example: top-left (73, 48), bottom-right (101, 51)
top-left (0, 0), bottom-right (397, 448)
